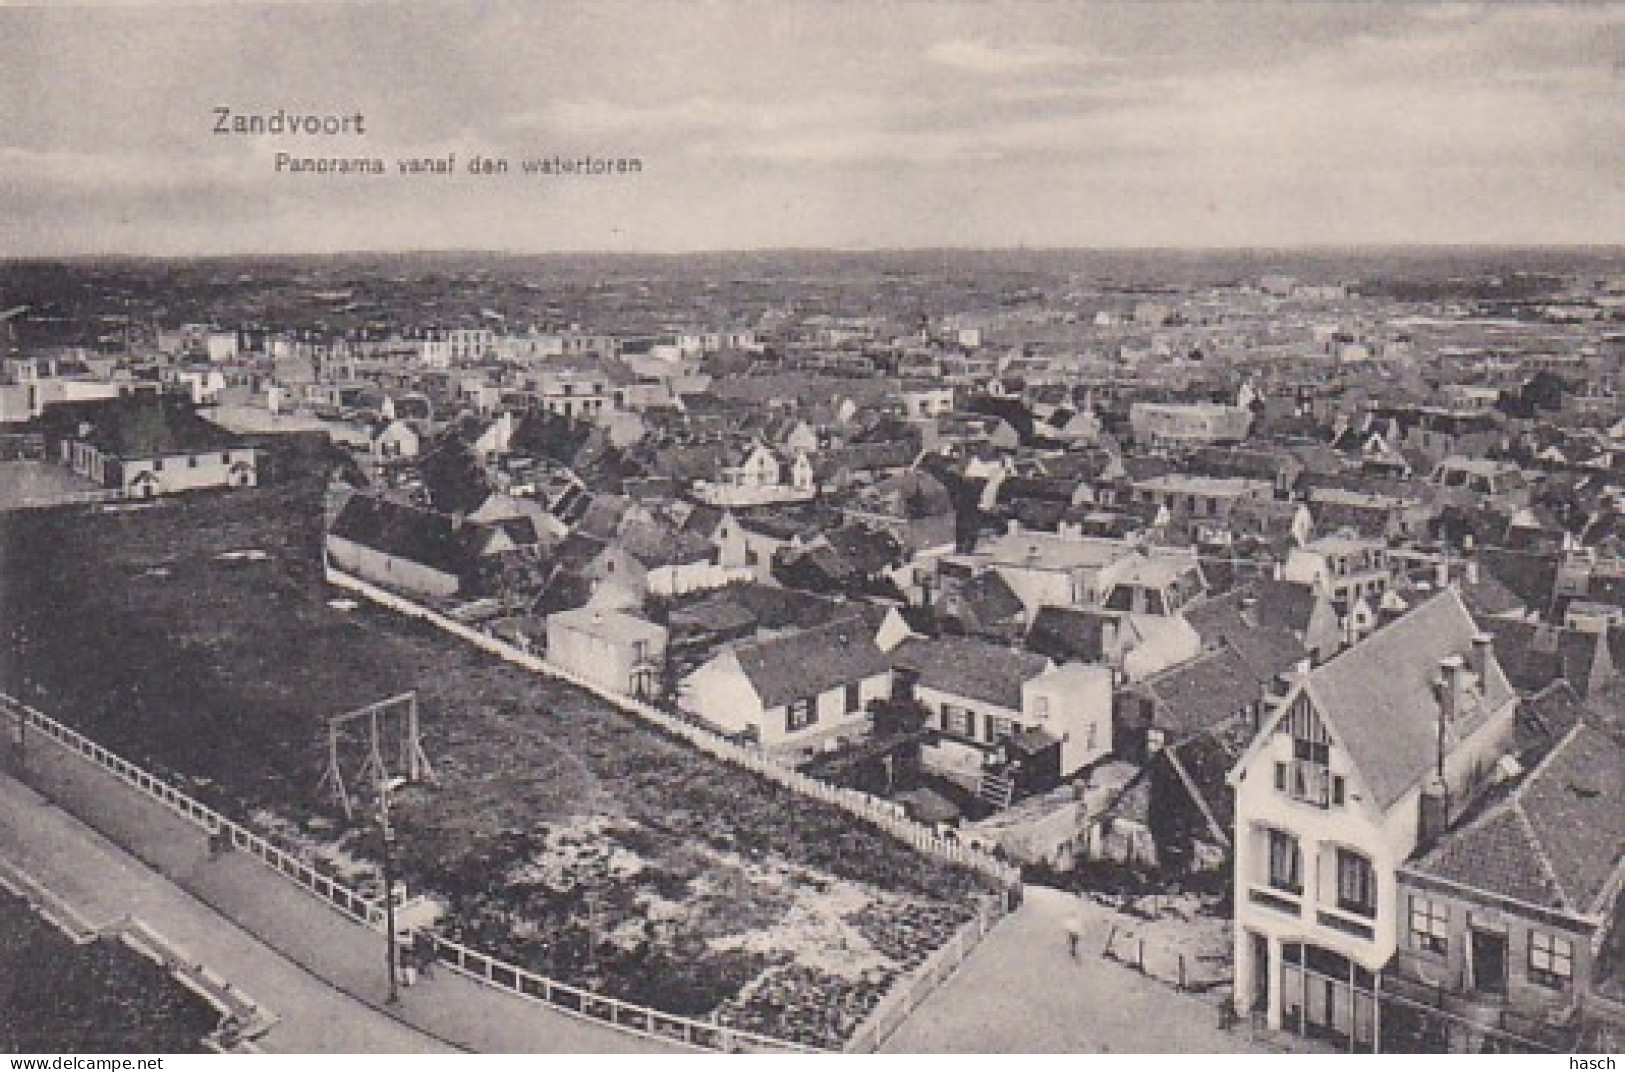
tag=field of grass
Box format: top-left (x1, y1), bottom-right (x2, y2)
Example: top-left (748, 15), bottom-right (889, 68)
top-left (0, 460), bottom-right (100, 506)
top-left (0, 479), bottom-right (993, 1046)
top-left (0, 894), bottom-right (215, 1053)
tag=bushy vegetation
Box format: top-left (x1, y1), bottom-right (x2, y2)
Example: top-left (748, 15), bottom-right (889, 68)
top-left (0, 481), bottom-right (994, 1045)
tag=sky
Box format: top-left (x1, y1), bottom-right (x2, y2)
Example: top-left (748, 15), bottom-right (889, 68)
top-left (2, 1), bottom-right (1623, 255)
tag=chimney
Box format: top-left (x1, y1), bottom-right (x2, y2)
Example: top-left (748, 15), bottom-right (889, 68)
top-left (1469, 633), bottom-right (1492, 683)
top-left (1007, 519), bottom-right (1021, 536)
top-left (1436, 654), bottom-right (1465, 727)
top-left (1418, 774), bottom-right (1450, 851)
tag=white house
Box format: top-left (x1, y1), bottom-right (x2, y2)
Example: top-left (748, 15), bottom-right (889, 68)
top-left (1227, 590), bottom-right (1517, 1048)
top-left (679, 614), bottom-right (892, 755)
top-left (545, 607), bottom-right (667, 701)
top-left (692, 440), bottom-right (816, 507)
top-left (370, 418), bottom-right (421, 465)
top-left (59, 398), bottom-right (257, 497)
top-left (894, 635), bottom-right (1112, 801)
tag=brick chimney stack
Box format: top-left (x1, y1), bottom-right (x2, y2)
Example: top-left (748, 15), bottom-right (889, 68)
top-left (1469, 633), bottom-right (1493, 683)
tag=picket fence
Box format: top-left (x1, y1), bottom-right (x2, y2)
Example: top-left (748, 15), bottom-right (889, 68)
top-left (0, 692), bottom-right (818, 1054)
top-left (842, 892), bottom-right (1005, 1053)
top-left (322, 565), bottom-right (1023, 889)
top-left (0, 563), bottom-right (1021, 1055)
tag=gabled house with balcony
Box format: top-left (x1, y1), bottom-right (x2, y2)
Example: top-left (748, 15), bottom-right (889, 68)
top-left (891, 636), bottom-right (1111, 806)
top-left (1228, 589), bottom-right (1518, 1049)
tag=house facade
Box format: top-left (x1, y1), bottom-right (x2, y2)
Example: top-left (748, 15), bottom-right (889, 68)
top-left (546, 607), bottom-right (667, 701)
top-left (679, 615), bottom-right (892, 755)
top-left (1229, 590), bottom-right (1518, 1049)
top-left (55, 397), bottom-right (258, 497)
top-left (1385, 723), bottom-right (1625, 1053)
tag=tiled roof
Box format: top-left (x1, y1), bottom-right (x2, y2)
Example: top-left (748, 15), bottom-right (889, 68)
top-left (1409, 723), bottom-right (1625, 918)
top-left (1494, 620), bottom-right (1611, 698)
top-left (76, 396), bottom-right (242, 458)
top-left (892, 635), bottom-right (1051, 711)
top-left (1460, 566), bottom-right (1529, 620)
top-left (615, 520), bottom-right (715, 569)
top-left (1183, 593), bottom-right (1307, 682)
top-left (329, 493), bottom-right (487, 578)
top-left (715, 583), bottom-right (882, 633)
top-left (1140, 646), bottom-right (1265, 737)
top-left (1252, 579), bottom-right (1321, 637)
top-left (1477, 547), bottom-right (1559, 617)
top-left (1163, 717), bottom-right (1255, 843)
top-left (1025, 606), bottom-right (1108, 664)
top-left (734, 614), bottom-right (892, 710)
top-left (574, 494), bottom-right (632, 541)
top-left (1514, 681), bottom-right (1585, 764)
top-left (1302, 588), bottom-right (1514, 811)
top-left (951, 569), bottom-right (1025, 627)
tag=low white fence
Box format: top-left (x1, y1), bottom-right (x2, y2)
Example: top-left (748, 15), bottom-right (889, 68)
top-left (323, 565), bottom-right (1022, 890)
top-left (843, 893), bottom-right (1005, 1053)
top-left (431, 935), bottom-right (809, 1053)
top-left (0, 691), bottom-right (817, 1054)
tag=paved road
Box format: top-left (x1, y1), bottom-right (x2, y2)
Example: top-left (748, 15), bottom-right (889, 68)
top-left (0, 774), bottom-right (450, 1054)
top-left (1, 738), bottom-right (673, 1054)
top-left (882, 885), bottom-right (1299, 1053)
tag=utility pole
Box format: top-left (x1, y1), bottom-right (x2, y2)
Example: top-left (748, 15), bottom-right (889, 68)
top-left (378, 775), bottom-right (403, 1004)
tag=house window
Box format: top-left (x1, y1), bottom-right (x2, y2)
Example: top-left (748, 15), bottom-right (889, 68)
top-left (1528, 932), bottom-right (1573, 989)
top-left (1410, 897), bottom-right (1449, 956)
top-left (1032, 695), bottom-right (1050, 720)
top-left (222, 452), bottom-right (231, 464)
top-left (154, 458), bottom-right (164, 472)
top-left (1267, 829), bottom-right (1302, 895)
top-left (844, 681), bottom-right (862, 714)
top-left (787, 698), bottom-right (817, 733)
top-left (631, 640), bottom-right (651, 665)
top-left (1336, 849), bottom-right (1377, 918)
top-left (942, 704), bottom-right (975, 739)
top-left (1294, 738), bottom-right (1329, 766)
top-left (988, 716), bottom-right (1016, 743)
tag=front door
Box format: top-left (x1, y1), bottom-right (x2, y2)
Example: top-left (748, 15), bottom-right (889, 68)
top-left (1470, 929), bottom-right (1508, 996)
top-left (1251, 932), bottom-right (1270, 1013)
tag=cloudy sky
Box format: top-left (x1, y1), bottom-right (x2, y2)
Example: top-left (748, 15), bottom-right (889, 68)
top-left (2, 1), bottom-right (1622, 254)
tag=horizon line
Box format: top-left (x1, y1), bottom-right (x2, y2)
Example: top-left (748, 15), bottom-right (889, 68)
top-left (5, 242), bottom-right (1625, 264)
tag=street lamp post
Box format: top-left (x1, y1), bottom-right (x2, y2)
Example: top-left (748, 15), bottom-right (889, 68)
top-left (378, 775), bottom-right (406, 1004)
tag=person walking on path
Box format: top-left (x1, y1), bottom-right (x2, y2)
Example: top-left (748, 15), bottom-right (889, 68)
top-left (1064, 908), bottom-right (1082, 959)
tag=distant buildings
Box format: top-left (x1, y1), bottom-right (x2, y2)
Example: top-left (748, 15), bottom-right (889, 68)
top-left (1128, 401), bottom-right (1252, 448)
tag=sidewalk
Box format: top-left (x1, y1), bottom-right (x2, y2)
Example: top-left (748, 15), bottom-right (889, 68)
top-left (2, 737), bottom-right (672, 1054)
top-left (881, 885), bottom-right (1303, 1053)
top-left (0, 773), bottom-right (447, 1054)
